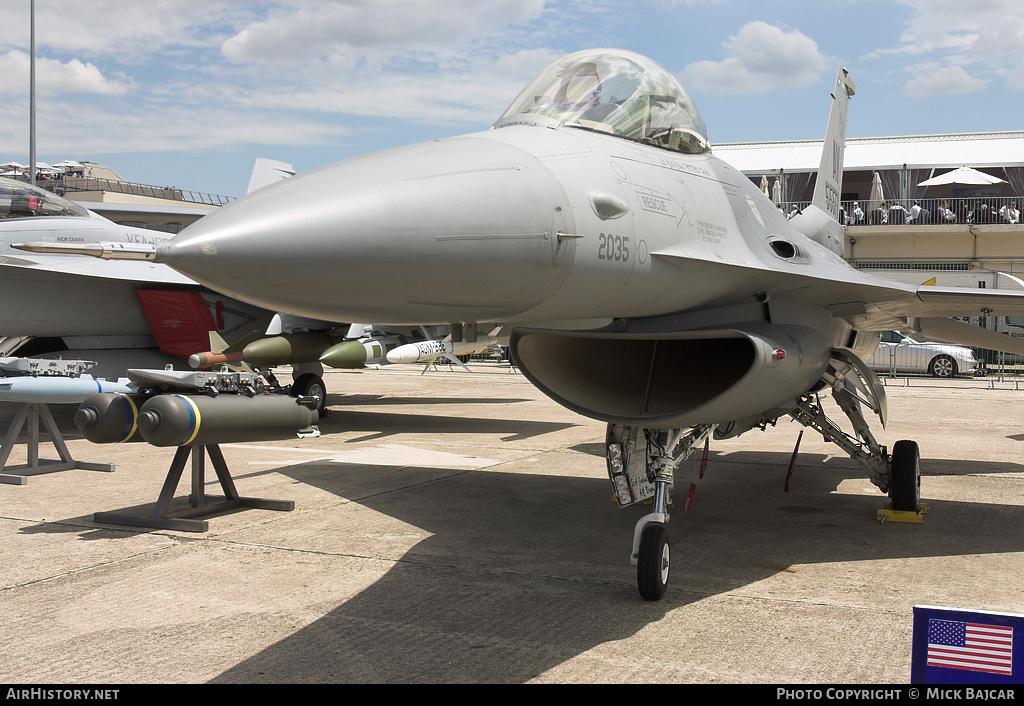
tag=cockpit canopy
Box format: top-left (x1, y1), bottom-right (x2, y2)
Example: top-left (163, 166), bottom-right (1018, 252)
top-left (0, 177), bottom-right (91, 219)
top-left (494, 48), bottom-right (709, 155)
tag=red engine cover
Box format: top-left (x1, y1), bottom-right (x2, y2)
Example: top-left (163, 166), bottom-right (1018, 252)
top-left (137, 289), bottom-right (216, 358)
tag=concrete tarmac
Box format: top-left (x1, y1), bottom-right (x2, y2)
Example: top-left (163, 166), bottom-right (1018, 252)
top-left (1, 365), bottom-right (1023, 684)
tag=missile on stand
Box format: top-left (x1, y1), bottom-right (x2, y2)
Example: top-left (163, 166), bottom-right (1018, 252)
top-left (0, 375), bottom-right (133, 405)
top-left (189, 332), bottom-right (335, 369)
top-left (386, 334), bottom-right (501, 365)
top-left (319, 336), bottom-right (404, 369)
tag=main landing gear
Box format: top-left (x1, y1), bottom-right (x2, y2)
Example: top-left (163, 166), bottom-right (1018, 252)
top-left (788, 351), bottom-right (921, 513)
top-left (604, 350), bottom-right (921, 601)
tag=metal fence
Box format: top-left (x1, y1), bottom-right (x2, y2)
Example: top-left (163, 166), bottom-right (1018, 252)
top-left (32, 176), bottom-right (234, 207)
top-left (842, 196), bottom-right (1020, 226)
top-left (773, 197), bottom-right (1021, 226)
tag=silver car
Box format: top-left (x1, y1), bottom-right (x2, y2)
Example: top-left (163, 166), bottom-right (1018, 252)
top-left (868, 331), bottom-right (980, 378)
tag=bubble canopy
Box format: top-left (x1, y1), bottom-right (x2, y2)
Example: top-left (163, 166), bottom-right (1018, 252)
top-left (494, 49), bottom-right (709, 155)
top-left (0, 177), bottom-right (90, 219)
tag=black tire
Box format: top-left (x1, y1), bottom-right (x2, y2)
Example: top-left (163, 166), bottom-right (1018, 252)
top-left (637, 524), bottom-right (670, 601)
top-left (929, 355), bottom-right (957, 378)
top-left (291, 373), bottom-right (327, 416)
top-left (889, 439), bottom-right (921, 512)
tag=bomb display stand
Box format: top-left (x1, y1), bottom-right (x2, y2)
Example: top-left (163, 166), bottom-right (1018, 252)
top-left (84, 367), bottom-right (319, 531)
top-left (93, 443), bottom-right (294, 532)
top-left (0, 357), bottom-right (123, 485)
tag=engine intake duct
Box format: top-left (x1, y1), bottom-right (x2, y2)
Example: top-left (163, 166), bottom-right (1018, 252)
top-left (510, 325), bottom-right (831, 428)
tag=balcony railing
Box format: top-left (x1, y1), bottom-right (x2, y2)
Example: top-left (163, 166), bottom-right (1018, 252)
top-left (30, 175), bottom-right (234, 207)
top-left (772, 196), bottom-right (1021, 226)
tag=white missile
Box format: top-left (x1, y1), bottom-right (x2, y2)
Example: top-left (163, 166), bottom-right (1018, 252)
top-left (386, 336), bottom-right (500, 364)
top-left (0, 375), bottom-right (133, 404)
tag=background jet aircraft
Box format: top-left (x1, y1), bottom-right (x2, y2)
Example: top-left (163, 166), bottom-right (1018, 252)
top-left (0, 172), bottom-right (343, 403)
top-left (0, 175), bottom-right (282, 376)
top-left (22, 49), bottom-right (1024, 600)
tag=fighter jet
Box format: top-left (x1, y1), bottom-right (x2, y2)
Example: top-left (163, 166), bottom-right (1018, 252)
top-left (0, 171), bottom-right (338, 404)
top-left (20, 49), bottom-right (1024, 600)
top-left (0, 175), bottom-right (283, 375)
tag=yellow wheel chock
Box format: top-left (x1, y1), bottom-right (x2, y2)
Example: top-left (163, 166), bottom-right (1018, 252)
top-left (876, 502), bottom-right (927, 524)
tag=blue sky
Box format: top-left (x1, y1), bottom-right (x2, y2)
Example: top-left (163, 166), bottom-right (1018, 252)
top-left (1, 0), bottom-right (1021, 199)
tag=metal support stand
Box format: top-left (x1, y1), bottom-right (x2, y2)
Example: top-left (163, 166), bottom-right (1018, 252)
top-left (93, 443), bottom-right (294, 532)
top-left (0, 402), bottom-right (114, 485)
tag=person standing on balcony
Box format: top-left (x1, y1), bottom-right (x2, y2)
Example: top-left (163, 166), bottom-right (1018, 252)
top-left (907, 200), bottom-right (921, 224)
top-left (890, 201), bottom-right (907, 224)
top-left (874, 203), bottom-right (889, 224)
top-left (1000, 202), bottom-right (1020, 223)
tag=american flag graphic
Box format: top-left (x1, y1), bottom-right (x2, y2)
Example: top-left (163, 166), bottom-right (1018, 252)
top-left (927, 619), bottom-right (1014, 675)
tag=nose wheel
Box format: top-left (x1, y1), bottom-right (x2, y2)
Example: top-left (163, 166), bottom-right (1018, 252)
top-left (637, 523), bottom-right (670, 600)
top-left (633, 477), bottom-right (672, 601)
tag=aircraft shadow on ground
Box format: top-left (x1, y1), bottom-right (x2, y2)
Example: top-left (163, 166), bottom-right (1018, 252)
top-left (330, 394), bottom-right (533, 407)
top-left (317, 407), bottom-right (580, 442)
top-left (7, 401), bottom-right (1022, 681)
top-left (0, 393), bottom-right (554, 445)
top-left (210, 451), bottom-right (1024, 683)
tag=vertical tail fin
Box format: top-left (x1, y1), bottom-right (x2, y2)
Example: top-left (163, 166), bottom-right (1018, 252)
top-left (789, 67), bottom-right (856, 256)
top-left (812, 68), bottom-right (855, 222)
top-left (247, 159), bottom-right (296, 194)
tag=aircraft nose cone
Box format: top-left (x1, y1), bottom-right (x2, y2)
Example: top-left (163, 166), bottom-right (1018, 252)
top-left (160, 135), bottom-right (577, 324)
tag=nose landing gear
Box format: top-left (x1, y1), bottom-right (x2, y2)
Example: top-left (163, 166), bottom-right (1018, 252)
top-left (607, 424), bottom-right (713, 601)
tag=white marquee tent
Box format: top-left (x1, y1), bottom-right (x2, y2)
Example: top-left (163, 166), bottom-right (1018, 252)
top-left (714, 131), bottom-right (1024, 203)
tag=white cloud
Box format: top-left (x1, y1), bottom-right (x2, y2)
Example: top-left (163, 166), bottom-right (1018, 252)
top-left (1008, 62), bottom-right (1024, 91)
top-left (202, 48), bottom-right (560, 127)
top-left (904, 64), bottom-right (987, 98)
top-left (0, 51), bottom-right (128, 96)
top-left (0, 1), bottom-right (244, 60)
top-left (873, 0), bottom-right (1024, 95)
top-left (221, 0), bottom-right (546, 64)
top-left (679, 21), bottom-right (830, 95)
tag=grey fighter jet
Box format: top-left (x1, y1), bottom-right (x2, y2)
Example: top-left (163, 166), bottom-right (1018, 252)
top-left (21, 49), bottom-right (1024, 599)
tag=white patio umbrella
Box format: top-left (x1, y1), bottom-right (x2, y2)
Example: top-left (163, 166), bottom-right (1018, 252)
top-left (917, 165), bottom-right (1006, 187)
top-left (772, 178), bottom-right (782, 206)
top-left (866, 171), bottom-right (885, 221)
top-left (760, 175), bottom-right (770, 199)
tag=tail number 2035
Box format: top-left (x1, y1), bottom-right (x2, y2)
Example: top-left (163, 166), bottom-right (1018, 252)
top-left (598, 233), bottom-right (630, 262)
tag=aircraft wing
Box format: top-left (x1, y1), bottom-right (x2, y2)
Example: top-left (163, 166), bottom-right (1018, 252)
top-left (842, 284), bottom-right (1024, 328)
top-left (650, 248), bottom-right (1024, 358)
top-left (910, 286), bottom-right (1024, 317)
